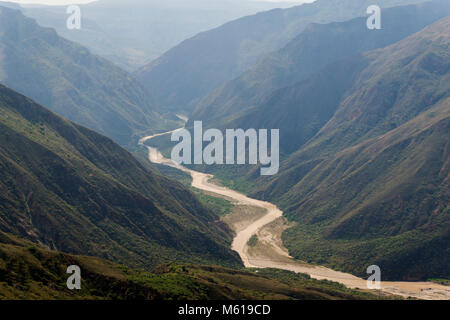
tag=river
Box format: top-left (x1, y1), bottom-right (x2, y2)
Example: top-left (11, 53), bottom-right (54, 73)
top-left (139, 128), bottom-right (450, 300)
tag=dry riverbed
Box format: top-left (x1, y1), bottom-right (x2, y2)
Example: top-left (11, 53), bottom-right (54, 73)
top-left (140, 130), bottom-right (450, 300)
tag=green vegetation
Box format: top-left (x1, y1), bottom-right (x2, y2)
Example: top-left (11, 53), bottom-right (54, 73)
top-left (193, 191), bottom-right (233, 217)
top-left (191, 15), bottom-right (450, 281)
top-left (428, 279), bottom-right (450, 286)
top-left (0, 84), bottom-right (241, 270)
top-left (158, 165), bottom-right (193, 186)
top-left (253, 19), bottom-right (450, 281)
top-left (0, 233), bottom-right (397, 300)
top-left (0, 0), bottom-right (448, 296)
top-left (211, 171), bottom-right (256, 195)
top-left (247, 235), bottom-right (258, 247)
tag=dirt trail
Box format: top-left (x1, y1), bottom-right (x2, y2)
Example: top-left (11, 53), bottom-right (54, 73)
top-left (139, 130), bottom-right (450, 300)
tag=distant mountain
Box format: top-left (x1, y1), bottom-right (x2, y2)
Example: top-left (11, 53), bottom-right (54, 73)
top-left (0, 84), bottom-right (241, 269)
top-left (192, 0), bottom-right (450, 140)
top-left (249, 17), bottom-right (450, 280)
top-left (18, 0), bottom-right (303, 71)
top-left (0, 6), bottom-right (178, 147)
top-left (135, 0), bottom-right (425, 113)
top-left (0, 232), bottom-right (386, 300)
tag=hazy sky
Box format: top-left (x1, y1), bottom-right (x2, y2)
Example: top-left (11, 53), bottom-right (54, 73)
top-left (5, 0), bottom-right (95, 4)
top-left (4, 0), bottom-right (315, 5)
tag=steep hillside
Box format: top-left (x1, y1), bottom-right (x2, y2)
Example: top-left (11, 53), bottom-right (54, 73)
top-left (0, 6), bottom-right (178, 147)
top-left (192, 0), bottom-right (450, 132)
top-left (250, 17), bottom-right (450, 280)
top-left (0, 232), bottom-right (388, 300)
top-left (136, 0), bottom-right (424, 113)
top-left (0, 84), bottom-right (240, 269)
top-left (281, 101), bottom-right (449, 280)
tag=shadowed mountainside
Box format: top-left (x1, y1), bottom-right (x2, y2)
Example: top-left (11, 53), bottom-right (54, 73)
top-left (192, 0), bottom-right (450, 145)
top-left (136, 0), bottom-right (424, 113)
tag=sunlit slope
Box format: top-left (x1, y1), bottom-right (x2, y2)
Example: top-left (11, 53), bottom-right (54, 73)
top-left (0, 84), bottom-right (241, 269)
top-left (0, 232), bottom-right (392, 300)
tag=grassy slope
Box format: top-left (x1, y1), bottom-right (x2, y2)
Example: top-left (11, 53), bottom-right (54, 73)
top-left (281, 101), bottom-right (449, 280)
top-left (0, 232), bottom-right (394, 300)
top-left (0, 84), bottom-right (241, 270)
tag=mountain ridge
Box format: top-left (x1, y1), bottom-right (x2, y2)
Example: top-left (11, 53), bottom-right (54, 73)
top-left (191, 0), bottom-right (450, 134)
top-left (0, 83), bottom-right (241, 269)
top-left (0, 6), bottom-right (179, 147)
top-left (136, 0), bottom-right (425, 113)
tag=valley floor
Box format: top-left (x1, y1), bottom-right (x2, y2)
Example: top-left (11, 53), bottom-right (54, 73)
top-left (140, 131), bottom-right (450, 300)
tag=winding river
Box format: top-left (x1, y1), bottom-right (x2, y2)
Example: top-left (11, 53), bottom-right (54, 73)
top-left (139, 126), bottom-right (450, 300)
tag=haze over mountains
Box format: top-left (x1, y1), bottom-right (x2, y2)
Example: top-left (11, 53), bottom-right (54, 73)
top-left (15, 0), bottom-right (305, 71)
top-left (192, 0), bottom-right (450, 149)
top-left (136, 0), bottom-right (427, 113)
top-left (0, 6), bottom-right (179, 146)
